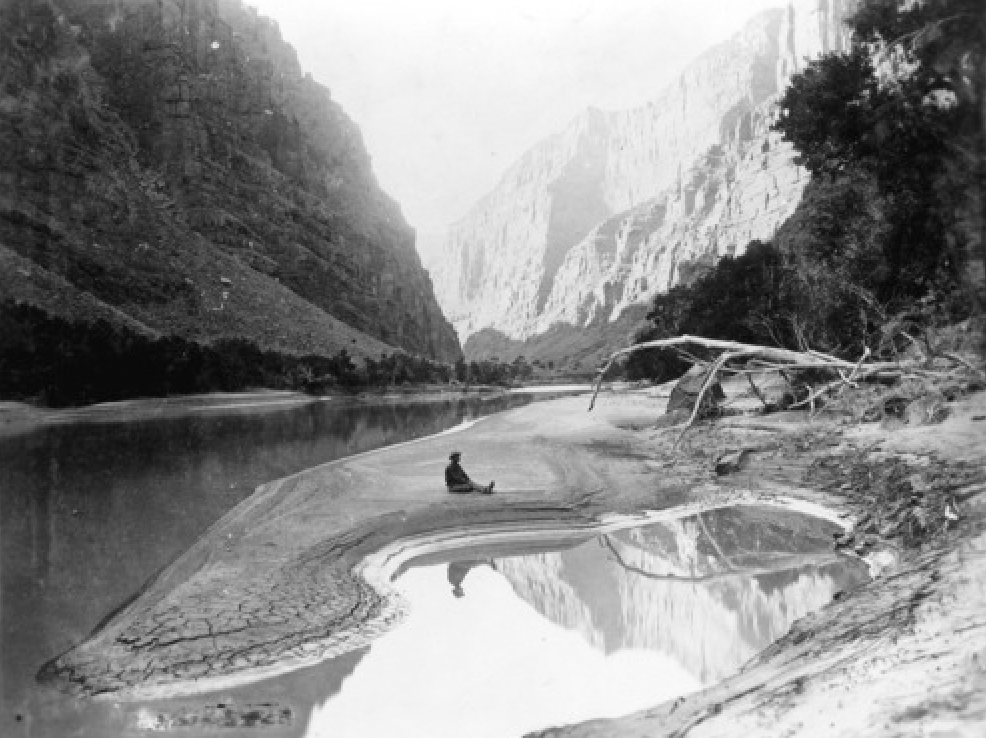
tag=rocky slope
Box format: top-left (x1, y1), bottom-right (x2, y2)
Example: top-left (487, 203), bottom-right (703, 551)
top-left (427, 0), bottom-right (857, 357)
top-left (462, 303), bottom-right (649, 372)
top-left (0, 0), bottom-right (460, 362)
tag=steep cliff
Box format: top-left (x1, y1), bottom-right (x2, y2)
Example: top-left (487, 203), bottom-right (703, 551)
top-left (0, 0), bottom-right (461, 362)
top-left (427, 0), bottom-right (857, 357)
top-left (535, 107), bottom-right (807, 334)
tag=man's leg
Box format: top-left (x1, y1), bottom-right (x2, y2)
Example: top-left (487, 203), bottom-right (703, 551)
top-left (448, 482), bottom-right (494, 494)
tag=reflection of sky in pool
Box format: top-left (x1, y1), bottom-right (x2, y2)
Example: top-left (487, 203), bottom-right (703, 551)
top-left (307, 564), bottom-right (700, 738)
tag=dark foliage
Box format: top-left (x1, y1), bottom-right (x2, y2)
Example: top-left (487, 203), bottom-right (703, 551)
top-left (773, 48), bottom-right (880, 179)
top-left (628, 242), bottom-right (800, 381)
top-left (774, 0), bottom-right (982, 305)
top-left (461, 356), bottom-right (534, 386)
top-left (0, 300), bottom-right (457, 407)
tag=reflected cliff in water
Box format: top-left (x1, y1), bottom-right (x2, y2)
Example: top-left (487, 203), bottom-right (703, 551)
top-left (495, 506), bottom-right (869, 686)
top-left (304, 506), bottom-right (868, 738)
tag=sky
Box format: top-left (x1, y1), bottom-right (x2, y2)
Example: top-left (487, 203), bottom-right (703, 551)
top-left (249, 0), bottom-right (783, 259)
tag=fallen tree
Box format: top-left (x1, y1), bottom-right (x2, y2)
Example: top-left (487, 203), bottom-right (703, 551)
top-left (589, 335), bottom-right (984, 444)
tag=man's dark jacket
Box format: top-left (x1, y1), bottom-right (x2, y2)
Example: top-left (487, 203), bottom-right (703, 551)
top-left (445, 460), bottom-right (471, 487)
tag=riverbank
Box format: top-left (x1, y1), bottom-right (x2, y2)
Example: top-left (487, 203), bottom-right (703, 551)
top-left (39, 382), bottom-right (986, 734)
top-left (0, 391), bottom-right (318, 433)
top-left (527, 386), bottom-right (986, 737)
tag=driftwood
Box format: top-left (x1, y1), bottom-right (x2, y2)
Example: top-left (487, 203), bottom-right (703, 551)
top-left (588, 335), bottom-right (982, 445)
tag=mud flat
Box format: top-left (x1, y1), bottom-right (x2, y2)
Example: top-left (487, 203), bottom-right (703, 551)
top-left (41, 386), bottom-right (986, 735)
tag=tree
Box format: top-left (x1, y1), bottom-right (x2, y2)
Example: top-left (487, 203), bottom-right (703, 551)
top-left (774, 48), bottom-right (880, 178)
top-left (851, 0), bottom-right (985, 302)
top-left (773, 0), bottom-right (982, 307)
top-left (511, 355), bottom-right (533, 380)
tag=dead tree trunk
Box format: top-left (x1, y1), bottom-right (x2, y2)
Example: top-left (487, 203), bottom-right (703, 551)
top-left (588, 335), bottom-right (982, 445)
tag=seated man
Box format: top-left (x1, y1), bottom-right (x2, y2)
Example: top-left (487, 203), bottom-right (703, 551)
top-left (445, 451), bottom-right (494, 494)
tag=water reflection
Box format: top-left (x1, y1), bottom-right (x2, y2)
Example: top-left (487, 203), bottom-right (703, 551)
top-left (447, 560), bottom-right (491, 598)
top-left (496, 507), bottom-right (869, 684)
top-left (305, 507), bottom-right (867, 737)
top-left (308, 564), bottom-right (700, 738)
top-left (1, 395), bottom-right (864, 738)
top-left (0, 392), bottom-right (554, 737)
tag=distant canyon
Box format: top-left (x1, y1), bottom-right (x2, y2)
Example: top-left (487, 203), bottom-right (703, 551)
top-left (425, 0), bottom-right (858, 365)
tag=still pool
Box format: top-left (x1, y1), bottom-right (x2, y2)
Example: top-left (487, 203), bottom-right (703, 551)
top-left (128, 505), bottom-right (867, 738)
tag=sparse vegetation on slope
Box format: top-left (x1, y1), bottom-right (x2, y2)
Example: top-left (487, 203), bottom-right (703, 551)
top-left (0, 0), bottom-right (461, 370)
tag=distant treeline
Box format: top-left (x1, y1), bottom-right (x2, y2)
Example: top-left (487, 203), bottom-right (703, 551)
top-left (0, 300), bottom-right (531, 407)
top-left (629, 0), bottom-right (982, 382)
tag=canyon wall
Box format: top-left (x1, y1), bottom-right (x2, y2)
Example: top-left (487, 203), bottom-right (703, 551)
top-left (427, 0), bottom-right (857, 356)
top-left (1, 0), bottom-right (460, 361)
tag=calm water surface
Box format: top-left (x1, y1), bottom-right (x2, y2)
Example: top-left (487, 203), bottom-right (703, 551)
top-left (0, 391), bottom-right (575, 736)
top-left (300, 506), bottom-right (867, 737)
top-left (1, 394), bottom-right (866, 737)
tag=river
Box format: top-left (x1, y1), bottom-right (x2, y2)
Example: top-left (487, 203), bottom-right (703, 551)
top-left (0, 390), bottom-right (580, 735)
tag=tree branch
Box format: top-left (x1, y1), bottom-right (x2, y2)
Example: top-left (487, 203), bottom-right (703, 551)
top-left (589, 335), bottom-right (978, 426)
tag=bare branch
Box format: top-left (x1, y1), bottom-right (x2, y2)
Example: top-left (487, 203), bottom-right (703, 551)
top-left (941, 352), bottom-right (986, 378)
top-left (589, 336), bottom-right (979, 433)
top-left (601, 535), bottom-right (843, 583)
top-left (675, 349), bottom-right (758, 447)
top-left (674, 348), bottom-right (710, 367)
top-left (747, 373), bottom-right (769, 408)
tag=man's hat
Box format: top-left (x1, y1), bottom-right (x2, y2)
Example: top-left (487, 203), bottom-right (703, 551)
top-left (450, 451), bottom-right (461, 459)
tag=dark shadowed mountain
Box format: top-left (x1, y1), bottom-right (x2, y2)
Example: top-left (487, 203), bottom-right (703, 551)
top-left (1, 0), bottom-right (461, 363)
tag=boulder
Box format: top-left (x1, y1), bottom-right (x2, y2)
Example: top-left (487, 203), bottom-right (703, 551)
top-left (667, 365), bottom-right (726, 415)
top-left (714, 449), bottom-right (748, 475)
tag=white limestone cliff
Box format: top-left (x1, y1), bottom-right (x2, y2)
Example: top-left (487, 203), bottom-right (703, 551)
top-left (426, 0), bottom-right (858, 345)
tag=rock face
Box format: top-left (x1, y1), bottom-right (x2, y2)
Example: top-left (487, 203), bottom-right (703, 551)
top-left (0, 0), bottom-right (460, 361)
top-left (427, 1), bottom-right (856, 353)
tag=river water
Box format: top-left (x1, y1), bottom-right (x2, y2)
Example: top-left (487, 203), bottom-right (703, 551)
top-left (0, 391), bottom-right (867, 737)
top-left (0, 391), bottom-right (575, 735)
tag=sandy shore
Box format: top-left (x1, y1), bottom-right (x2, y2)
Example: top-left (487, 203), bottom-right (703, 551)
top-left (41, 385), bottom-right (986, 734)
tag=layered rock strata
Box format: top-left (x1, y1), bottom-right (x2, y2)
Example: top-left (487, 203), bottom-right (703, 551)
top-left (1, 0), bottom-right (460, 361)
top-left (427, 0), bottom-right (856, 352)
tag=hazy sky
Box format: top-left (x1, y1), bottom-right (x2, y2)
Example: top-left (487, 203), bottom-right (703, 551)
top-left (249, 0), bottom-right (782, 257)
